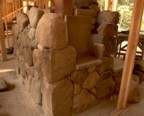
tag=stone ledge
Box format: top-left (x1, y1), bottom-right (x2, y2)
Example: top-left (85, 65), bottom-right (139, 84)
top-left (76, 57), bottom-right (102, 70)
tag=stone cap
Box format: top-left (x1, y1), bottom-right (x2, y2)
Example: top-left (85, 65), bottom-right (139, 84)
top-left (76, 56), bottom-right (102, 70)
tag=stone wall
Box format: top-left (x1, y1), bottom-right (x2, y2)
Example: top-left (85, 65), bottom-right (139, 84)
top-left (13, 4), bottom-right (120, 116)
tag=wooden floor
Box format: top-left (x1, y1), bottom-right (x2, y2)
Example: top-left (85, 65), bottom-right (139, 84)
top-left (1, 56), bottom-right (144, 116)
top-left (0, 57), bottom-right (43, 116)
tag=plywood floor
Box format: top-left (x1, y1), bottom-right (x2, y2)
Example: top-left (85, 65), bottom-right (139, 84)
top-left (0, 57), bottom-right (43, 116)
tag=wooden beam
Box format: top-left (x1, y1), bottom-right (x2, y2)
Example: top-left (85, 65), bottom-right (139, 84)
top-left (15, 0), bottom-right (18, 18)
top-left (117, 0), bottom-right (144, 109)
top-left (0, 5), bottom-right (7, 61)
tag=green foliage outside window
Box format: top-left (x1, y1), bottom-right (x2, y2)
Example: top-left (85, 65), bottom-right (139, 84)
top-left (97, 0), bottom-right (144, 32)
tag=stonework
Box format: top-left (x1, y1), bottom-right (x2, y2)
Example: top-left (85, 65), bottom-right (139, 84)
top-left (13, 5), bottom-right (123, 116)
top-left (36, 13), bottom-right (68, 49)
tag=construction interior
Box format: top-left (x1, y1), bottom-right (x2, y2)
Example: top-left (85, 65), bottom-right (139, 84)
top-left (0, 0), bottom-right (144, 116)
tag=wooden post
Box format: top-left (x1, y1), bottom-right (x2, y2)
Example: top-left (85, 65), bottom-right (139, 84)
top-left (15, 0), bottom-right (18, 18)
top-left (105, 0), bottom-right (111, 10)
top-left (54, 0), bottom-right (73, 15)
top-left (117, 0), bottom-right (144, 109)
top-left (112, 0), bottom-right (118, 11)
top-left (0, 5), bottom-right (7, 61)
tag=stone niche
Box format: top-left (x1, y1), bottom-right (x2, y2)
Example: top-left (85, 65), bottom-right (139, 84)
top-left (13, 1), bottom-right (120, 116)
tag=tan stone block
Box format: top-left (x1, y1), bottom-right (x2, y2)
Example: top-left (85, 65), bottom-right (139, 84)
top-left (24, 75), bottom-right (33, 92)
top-left (29, 7), bottom-right (44, 28)
top-left (17, 13), bottom-right (29, 32)
top-left (36, 13), bottom-right (68, 49)
top-left (95, 57), bottom-right (113, 75)
top-left (30, 75), bottom-right (42, 105)
top-left (71, 69), bottom-right (88, 85)
top-left (28, 28), bottom-right (36, 40)
top-left (24, 47), bottom-right (33, 66)
top-left (96, 77), bottom-right (115, 99)
top-left (83, 71), bottom-right (100, 89)
top-left (42, 79), bottom-right (73, 116)
top-left (74, 83), bottom-right (82, 95)
top-left (127, 80), bottom-right (140, 103)
top-left (90, 88), bottom-right (97, 96)
top-left (33, 49), bottom-right (42, 76)
top-left (73, 89), bottom-right (98, 113)
top-left (42, 46), bottom-right (76, 83)
top-left (97, 11), bottom-right (119, 24)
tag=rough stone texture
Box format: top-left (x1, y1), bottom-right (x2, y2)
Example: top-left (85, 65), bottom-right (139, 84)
top-left (33, 49), bottom-right (42, 76)
top-left (31, 39), bottom-right (38, 49)
top-left (26, 66), bottom-right (34, 77)
top-left (0, 78), bottom-right (8, 91)
top-left (29, 7), bottom-right (44, 28)
top-left (97, 23), bottom-right (117, 36)
top-left (73, 0), bottom-right (98, 8)
top-left (28, 28), bottom-right (36, 40)
top-left (100, 71), bottom-right (112, 81)
top-left (71, 69), bottom-right (88, 85)
top-left (36, 13), bottom-right (68, 49)
top-left (42, 46), bottom-right (76, 83)
top-left (17, 13), bottom-right (29, 32)
top-left (24, 75), bottom-right (33, 92)
top-left (90, 88), bottom-right (97, 96)
top-left (42, 79), bottom-right (73, 116)
top-left (97, 11), bottom-right (119, 24)
top-left (74, 83), bottom-right (82, 95)
top-left (95, 57), bottom-right (114, 75)
top-left (30, 70), bottom-right (42, 105)
top-left (73, 89), bottom-right (98, 113)
top-left (133, 69), bottom-right (144, 82)
top-left (127, 80), bottom-right (141, 103)
top-left (20, 62), bottom-right (26, 78)
top-left (24, 47), bottom-right (33, 66)
top-left (21, 29), bottom-right (30, 48)
top-left (87, 66), bottom-right (96, 73)
top-left (96, 77), bottom-right (115, 99)
top-left (83, 71), bottom-right (100, 89)
top-left (66, 15), bottom-right (92, 58)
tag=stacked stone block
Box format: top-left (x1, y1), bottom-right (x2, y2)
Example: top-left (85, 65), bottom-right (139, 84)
top-left (13, 4), bottom-right (122, 116)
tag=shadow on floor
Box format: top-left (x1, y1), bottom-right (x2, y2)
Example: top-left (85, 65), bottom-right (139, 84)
top-left (0, 83), bottom-right (15, 92)
top-left (0, 113), bottom-right (10, 116)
